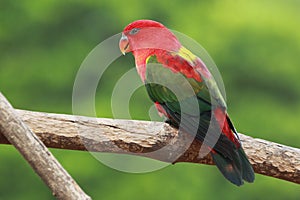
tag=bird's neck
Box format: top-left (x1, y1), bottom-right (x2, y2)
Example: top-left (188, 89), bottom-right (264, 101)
top-left (133, 49), bottom-right (156, 82)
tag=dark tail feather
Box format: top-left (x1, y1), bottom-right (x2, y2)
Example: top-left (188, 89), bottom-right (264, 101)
top-left (211, 147), bottom-right (255, 186)
top-left (238, 148), bottom-right (255, 183)
top-left (211, 151), bottom-right (243, 186)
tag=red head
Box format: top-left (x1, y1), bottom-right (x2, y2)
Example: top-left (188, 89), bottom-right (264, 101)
top-left (119, 20), bottom-right (181, 55)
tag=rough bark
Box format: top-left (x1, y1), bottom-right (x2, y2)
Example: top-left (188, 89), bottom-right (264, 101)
top-left (0, 108), bottom-right (299, 184)
top-left (0, 93), bottom-right (91, 200)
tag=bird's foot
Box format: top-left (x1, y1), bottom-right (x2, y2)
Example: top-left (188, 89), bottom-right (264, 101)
top-left (164, 119), bottom-right (179, 129)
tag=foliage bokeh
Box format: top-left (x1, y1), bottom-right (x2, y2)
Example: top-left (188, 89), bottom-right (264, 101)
top-left (0, 0), bottom-right (299, 199)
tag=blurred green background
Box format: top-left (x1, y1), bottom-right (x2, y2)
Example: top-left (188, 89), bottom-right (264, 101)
top-left (1, 0), bottom-right (300, 199)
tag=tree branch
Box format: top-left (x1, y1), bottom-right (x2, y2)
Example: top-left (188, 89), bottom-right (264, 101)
top-left (0, 108), bottom-right (299, 185)
top-left (0, 93), bottom-right (91, 200)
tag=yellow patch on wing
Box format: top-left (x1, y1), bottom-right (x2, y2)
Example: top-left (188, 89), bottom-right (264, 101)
top-left (145, 55), bottom-right (151, 64)
top-left (174, 46), bottom-right (198, 66)
top-left (145, 55), bottom-right (158, 64)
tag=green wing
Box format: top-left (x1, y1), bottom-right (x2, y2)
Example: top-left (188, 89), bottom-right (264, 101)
top-left (144, 53), bottom-right (234, 155)
top-left (145, 54), bottom-right (214, 137)
top-left (145, 54), bottom-right (212, 110)
top-left (144, 50), bottom-right (254, 186)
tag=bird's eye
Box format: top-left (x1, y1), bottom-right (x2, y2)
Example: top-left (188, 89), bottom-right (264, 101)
top-left (129, 28), bottom-right (140, 35)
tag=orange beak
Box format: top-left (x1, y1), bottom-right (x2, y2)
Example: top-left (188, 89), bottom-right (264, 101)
top-left (119, 33), bottom-right (129, 55)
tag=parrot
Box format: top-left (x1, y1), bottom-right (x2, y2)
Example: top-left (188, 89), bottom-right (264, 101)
top-left (119, 19), bottom-right (255, 186)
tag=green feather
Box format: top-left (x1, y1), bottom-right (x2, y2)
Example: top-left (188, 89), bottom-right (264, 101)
top-left (143, 53), bottom-right (254, 186)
